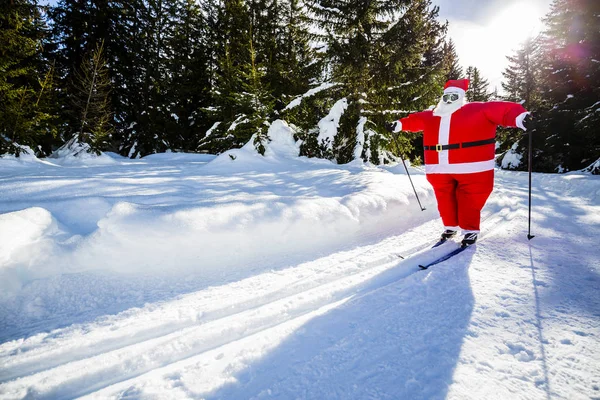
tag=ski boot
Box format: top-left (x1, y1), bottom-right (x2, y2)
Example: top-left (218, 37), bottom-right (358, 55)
top-left (461, 232), bottom-right (478, 248)
top-left (440, 229), bottom-right (458, 241)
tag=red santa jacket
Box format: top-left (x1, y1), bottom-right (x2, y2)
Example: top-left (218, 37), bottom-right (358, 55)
top-left (400, 102), bottom-right (527, 174)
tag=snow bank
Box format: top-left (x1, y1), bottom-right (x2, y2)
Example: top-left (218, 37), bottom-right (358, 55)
top-left (204, 119), bottom-right (300, 170)
top-left (0, 208), bottom-right (60, 297)
top-left (141, 152), bottom-right (217, 163)
top-left (0, 127), bottom-right (432, 295)
top-left (0, 146), bottom-right (52, 169)
top-left (263, 120), bottom-right (301, 159)
top-left (50, 141), bottom-right (117, 166)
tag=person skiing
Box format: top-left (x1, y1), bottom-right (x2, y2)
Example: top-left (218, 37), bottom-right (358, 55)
top-left (386, 79), bottom-right (530, 247)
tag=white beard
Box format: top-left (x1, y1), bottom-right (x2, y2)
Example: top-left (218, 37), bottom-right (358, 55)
top-left (433, 97), bottom-right (466, 117)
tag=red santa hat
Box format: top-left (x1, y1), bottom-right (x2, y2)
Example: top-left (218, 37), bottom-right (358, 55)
top-left (443, 79), bottom-right (470, 94)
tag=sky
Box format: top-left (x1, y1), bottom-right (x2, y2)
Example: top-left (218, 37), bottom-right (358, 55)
top-left (436, 0), bottom-right (554, 92)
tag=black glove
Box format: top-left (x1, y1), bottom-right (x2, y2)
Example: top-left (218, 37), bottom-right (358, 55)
top-left (518, 113), bottom-right (533, 131)
top-left (385, 121), bottom-right (398, 133)
top-left (523, 113), bottom-right (533, 130)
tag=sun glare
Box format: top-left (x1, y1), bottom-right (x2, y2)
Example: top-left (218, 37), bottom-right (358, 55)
top-left (447, 1), bottom-right (547, 91)
top-left (487, 2), bottom-right (544, 46)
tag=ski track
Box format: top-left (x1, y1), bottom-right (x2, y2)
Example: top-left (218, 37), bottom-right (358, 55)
top-left (0, 214), bottom-right (509, 399)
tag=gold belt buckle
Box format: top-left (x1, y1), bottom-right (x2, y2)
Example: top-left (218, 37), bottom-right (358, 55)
top-left (435, 144), bottom-right (442, 152)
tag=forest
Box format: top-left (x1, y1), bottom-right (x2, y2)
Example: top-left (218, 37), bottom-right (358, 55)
top-left (1, 0), bottom-right (598, 173)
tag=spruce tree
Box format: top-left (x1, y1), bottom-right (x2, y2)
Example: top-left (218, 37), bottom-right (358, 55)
top-left (496, 36), bottom-right (543, 166)
top-left (62, 40), bottom-right (112, 154)
top-left (535, 0), bottom-right (600, 173)
top-left (465, 66), bottom-right (491, 102)
top-left (305, 0), bottom-right (447, 164)
top-left (50, 0), bottom-right (114, 144)
top-left (502, 37), bottom-right (541, 105)
top-left (198, 0), bottom-right (276, 155)
top-left (0, 0), bottom-right (57, 156)
top-left (112, 0), bottom-right (182, 158)
top-left (442, 39), bottom-right (463, 81)
top-left (165, 0), bottom-right (212, 152)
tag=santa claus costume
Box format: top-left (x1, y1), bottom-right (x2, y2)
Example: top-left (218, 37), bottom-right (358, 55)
top-left (388, 79), bottom-right (529, 246)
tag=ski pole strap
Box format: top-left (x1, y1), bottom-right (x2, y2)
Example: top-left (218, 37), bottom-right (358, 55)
top-left (424, 138), bottom-right (496, 152)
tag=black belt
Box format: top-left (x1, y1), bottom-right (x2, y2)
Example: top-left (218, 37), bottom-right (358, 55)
top-left (423, 138), bottom-right (496, 152)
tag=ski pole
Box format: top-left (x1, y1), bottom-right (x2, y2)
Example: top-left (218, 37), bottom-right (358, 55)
top-left (527, 117), bottom-right (535, 240)
top-left (390, 132), bottom-right (426, 211)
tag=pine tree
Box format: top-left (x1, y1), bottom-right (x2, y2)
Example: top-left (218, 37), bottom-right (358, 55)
top-left (165, 0), bottom-right (212, 151)
top-left (465, 66), bottom-right (491, 102)
top-left (305, 0), bottom-right (447, 164)
top-left (249, 0), bottom-right (317, 107)
top-left (502, 36), bottom-right (541, 105)
top-left (0, 0), bottom-right (57, 156)
top-left (103, 0), bottom-right (147, 156)
top-left (198, 0), bottom-right (277, 155)
top-left (50, 0), bottom-right (114, 144)
top-left (535, 0), bottom-right (600, 173)
top-left (496, 36), bottom-right (543, 166)
top-left (112, 0), bottom-right (182, 158)
top-left (62, 40), bottom-right (112, 154)
top-left (442, 39), bottom-right (463, 81)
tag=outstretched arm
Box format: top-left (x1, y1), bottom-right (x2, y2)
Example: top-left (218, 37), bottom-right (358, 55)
top-left (386, 112), bottom-right (427, 133)
top-left (483, 102), bottom-right (529, 130)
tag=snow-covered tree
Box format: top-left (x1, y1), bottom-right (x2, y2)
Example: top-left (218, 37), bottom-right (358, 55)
top-left (304, 0), bottom-right (447, 164)
top-left (534, 0), bottom-right (600, 173)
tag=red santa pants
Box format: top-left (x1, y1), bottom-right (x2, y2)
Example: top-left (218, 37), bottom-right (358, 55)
top-left (426, 170), bottom-right (494, 232)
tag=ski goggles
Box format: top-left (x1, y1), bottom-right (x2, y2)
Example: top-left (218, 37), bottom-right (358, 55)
top-left (442, 93), bottom-right (460, 103)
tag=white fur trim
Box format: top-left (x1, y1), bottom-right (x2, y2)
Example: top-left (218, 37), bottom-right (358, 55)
top-left (425, 160), bottom-right (495, 174)
top-left (393, 120), bottom-right (402, 133)
top-left (461, 229), bottom-right (480, 235)
top-left (438, 115), bottom-right (451, 164)
top-left (516, 111), bottom-right (530, 131)
top-left (443, 87), bottom-right (466, 95)
top-left (444, 226), bottom-right (459, 231)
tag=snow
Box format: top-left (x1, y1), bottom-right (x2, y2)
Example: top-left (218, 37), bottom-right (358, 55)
top-left (501, 142), bottom-right (523, 170)
top-left (283, 83), bottom-right (338, 111)
top-left (354, 116), bottom-right (367, 160)
top-left (204, 121), bottom-right (221, 137)
top-left (1, 121), bottom-right (599, 399)
top-left (317, 98), bottom-right (348, 149)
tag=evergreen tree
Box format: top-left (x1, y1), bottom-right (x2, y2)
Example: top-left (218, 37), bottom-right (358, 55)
top-left (165, 0), bottom-right (212, 151)
top-left (305, 0), bottom-right (447, 164)
top-left (534, 0), bottom-right (600, 173)
top-left (465, 66), bottom-right (491, 102)
top-left (502, 36), bottom-right (541, 105)
top-left (50, 0), bottom-right (114, 144)
top-left (0, 0), bottom-right (57, 156)
top-left (111, 0), bottom-right (183, 157)
top-left (442, 39), bottom-right (463, 81)
top-left (104, 0), bottom-right (147, 156)
top-left (250, 0), bottom-right (317, 108)
top-left (496, 36), bottom-right (543, 165)
top-left (198, 0), bottom-right (276, 154)
top-left (63, 40), bottom-right (112, 154)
